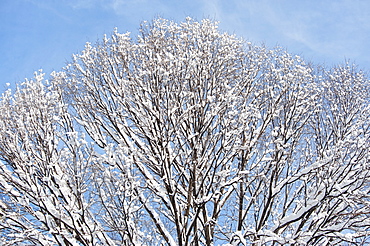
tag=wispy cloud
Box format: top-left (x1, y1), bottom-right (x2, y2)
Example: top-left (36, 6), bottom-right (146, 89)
top-left (267, 0), bottom-right (370, 64)
top-left (197, 0), bottom-right (370, 66)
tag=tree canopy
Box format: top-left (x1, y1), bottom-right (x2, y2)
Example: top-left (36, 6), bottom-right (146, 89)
top-left (0, 18), bottom-right (370, 245)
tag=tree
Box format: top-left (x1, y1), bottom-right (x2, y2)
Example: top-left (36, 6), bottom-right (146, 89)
top-left (0, 17), bottom-right (369, 245)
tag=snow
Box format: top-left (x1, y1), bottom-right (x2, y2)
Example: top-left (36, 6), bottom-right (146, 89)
top-left (0, 17), bottom-right (369, 245)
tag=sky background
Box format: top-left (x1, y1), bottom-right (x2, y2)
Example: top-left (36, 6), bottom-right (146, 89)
top-left (1, 0), bottom-right (370, 93)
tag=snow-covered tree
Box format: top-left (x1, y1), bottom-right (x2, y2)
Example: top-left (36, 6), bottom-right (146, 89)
top-left (0, 18), bottom-right (369, 245)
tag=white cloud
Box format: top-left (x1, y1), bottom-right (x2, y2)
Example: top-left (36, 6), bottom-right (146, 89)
top-left (202, 0), bottom-right (370, 66)
top-left (66, 0), bottom-right (99, 9)
top-left (26, 0), bottom-right (370, 68)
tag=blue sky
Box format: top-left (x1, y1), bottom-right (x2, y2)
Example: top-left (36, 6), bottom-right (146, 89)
top-left (1, 0), bottom-right (370, 92)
